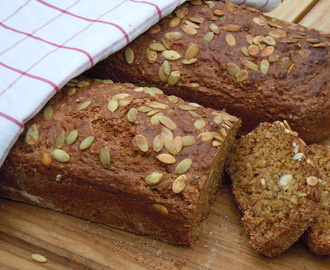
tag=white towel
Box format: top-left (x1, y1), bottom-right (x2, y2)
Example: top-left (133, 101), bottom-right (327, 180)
top-left (0, 0), bottom-right (282, 167)
top-left (227, 0), bottom-right (281, 12)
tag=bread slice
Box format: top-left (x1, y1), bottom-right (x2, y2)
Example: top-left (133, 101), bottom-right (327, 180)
top-left (225, 121), bottom-right (320, 257)
top-left (304, 144), bottom-right (330, 255)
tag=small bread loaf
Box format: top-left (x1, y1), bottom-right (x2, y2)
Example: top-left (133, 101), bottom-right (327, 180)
top-left (304, 144), bottom-right (330, 255)
top-left (225, 121), bottom-right (320, 257)
top-left (0, 78), bottom-right (241, 246)
top-left (85, 0), bottom-right (330, 144)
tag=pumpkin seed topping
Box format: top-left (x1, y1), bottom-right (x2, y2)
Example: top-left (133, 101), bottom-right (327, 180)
top-left (146, 48), bottom-right (157, 62)
top-left (253, 17), bottom-right (267, 26)
top-left (279, 57), bottom-right (291, 69)
top-left (268, 54), bottom-right (280, 62)
top-left (260, 59), bottom-right (270, 74)
top-left (159, 116), bottom-right (177, 130)
top-left (124, 47), bottom-right (134, 64)
top-left (261, 46), bottom-right (275, 57)
top-left (175, 158), bottom-right (192, 174)
top-left (223, 24), bottom-right (240, 32)
top-left (168, 95), bottom-right (179, 103)
top-left (66, 130), bottom-right (79, 146)
top-left (51, 149), bottom-right (70, 163)
top-left (43, 106), bottom-right (53, 120)
top-left (147, 101), bottom-right (169, 110)
top-left (26, 124), bottom-right (39, 145)
top-left (153, 135), bottom-right (164, 152)
top-left (262, 36), bottom-right (276, 46)
top-left (164, 138), bottom-right (177, 155)
top-left (172, 174), bottom-right (187, 193)
top-left (225, 0), bottom-right (235, 12)
top-left (149, 42), bottom-right (166, 52)
top-left (179, 104), bottom-right (197, 111)
top-left (138, 106), bottom-right (152, 113)
top-left (185, 19), bottom-right (200, 29)
top-left (173, 136), bottom-right (183, 155)
top-left (100, 147), bottom-right (111, 167)
top-left (76, 81), bottom-right (90, 88)
top-left (167, 71), bottom-right (181, 86)
top-left (241, 46), bottom-right (250, 57)
top-left (77, 100), bottom-right (91, 111)
top-left (156, 153), bottom-right (176, 164)
top-left (227, 62), bottom-right (241, 77)
top-left (147, 110), bottom-right (160, 117)
top-left (248, 45), bottom-right (259, 56)
top-left (236, 70), bottom-right (248, 82)
top-left (241, 59), bottom-right (259, 71)
top-left (150, 112), bottom-right (163, 125)
top-left (246, 34), bottom-right (253, 45)
top-left (56, 133), bottom-right (65, 148)
top-left (185, 44), bottom-right (199, 60)
top-left (135, 134), bottom-right (149, 152)
top-left (41, 150), bottom-right (52, 167)
top-left (80, 136), bottom-right (95, 150)
top-left (150, 24), bottom-right (161, 34)
top-left (169, 17), bottom-right (181, 27)
top-left (162, 50), bottom-right (181, 61)
top-left (194, 119), bottom-right (206, 130)
top-left (268, 29), bottom-right (287, 38)
top-left (203, 32), bottom-right (215, 43)
top-left (165, 31), bottom-right (183, 41)
top-left (158, 66), bottom-right (169, 83)
top-left (213, 115), bottom-right (223, 124)
top-left (152, 204), bottom-right (168, 215)
top-left (225, 33), bottom-right (236, 46)
top-left (145, 172), bottom-right (163, 185)
top-left (161, 126), bottom-right (174, 140)
top-left (66, 87), bottom-right (77, 96)
top-left (108, 99), bottom-right (119, 113)
top-left (209, 23), bottom-right (220, 34)
top-left (182, 135), bottom-right (195, 146)
top-left (198, 132), bottom-right (214, 142)
top-left (181, 24), bottom-right (197, 35)
top-left (127, 108), bottom-right (138, 122)
top-left (175, 7), bottom-right (189, 18)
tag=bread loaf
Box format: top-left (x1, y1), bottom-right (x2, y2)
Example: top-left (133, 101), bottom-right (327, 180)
top-left (85, 0), bottom-right (330, 144)
top-left (225, 121), bottom-right (320, 257)
top-left (0, 78), bottom-right (241, 246)
top-left (304, 144), bottom-right (329, 255)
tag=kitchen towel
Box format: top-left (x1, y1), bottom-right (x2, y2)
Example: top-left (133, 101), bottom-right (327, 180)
top-left (0, 0), bottom-right (281, 167)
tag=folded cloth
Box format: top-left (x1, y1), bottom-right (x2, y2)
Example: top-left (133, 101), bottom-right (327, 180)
top-left (0, 0), bottom-right (281, 167)
top-left (222, 0), bottom-right (281, 12)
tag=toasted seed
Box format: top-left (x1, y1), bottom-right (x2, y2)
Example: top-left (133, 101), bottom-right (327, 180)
top-left (307, 158), bottom-right (316, 167)
top-left (113, 93), bottom-right (131, 100)
top-left (260, 59), bottom-right (270, 74)
top-left (65, 130), bottom-right (79, 146)
top-left (149, 42), bottom-right (166, 52)
top-left (312, 42), bottom-right (327, 48)
top-left (173, 136), bottom-right (183, 155)
top-left (182, 135), bottom-right (196, 146)
top-left (287, 63), bottom-right (295, 75)
top-left (145, 172), bottom-right (163, 185)
top-left (203, 32), bottom-right (215, 43)
top-left (205, 1), bottom-right (215, 8)
top-left (100, 147), bottom-right (111, 167)
top-left (51, 149), bottom-right (70, 163)
top-left (227, 62), bottom-right (240, 77)
top-left (241, 46), bottom-right (250, 57)
top-left (213, 9), bottom-right (225, 16)
top-left (209, 23), bottom-right (220, 34)
top-left (241, 59), bottom-right (258, 71)
top-left (248, 45), bottom-right (259, 56)
top-left (127, 108), bottom-right (138, 122)
top-left (224, 24), bottom-right (240, 32)
top-left (148, 101), bottom-right (169, 110)
top-left (41, 151), bottom-right (52, 167)
top-left (76, 80), bottom-right (90, 88)
top-left (161, 126), bottom-right (174, 140)
top-left (246, 34), bottom-right (253, 45)
top-left (124, 47), bottom-right (134, 65)
top-left (194, 119), bottom-right (206, 130)
top-left (262, 36), bottom-right (276, 46)
top-left (77, 100), bottom-right (91, 111)
top-left (189, 110), bottom-right (202, 118)
top-left (185, 44), bottom-right (199, 60)
top-left (236, 70), bottom-right (249, 82)
top-left (168, 95), bottom-right (179, 103)
top-left (107, 99), bottom-right (118, 113)
top-left (31, 254), bottom-right (47, 263)
top-left (279, 57), bottom-right (291, 69)
top-left (175, 6), bottom-right (188, 18)
top-left (66, 87), bottom-right (77, 96)
top-left (146, 48), bottom-right (157, 62)
top-left (164, 137), bottom-right (177, 155)
top-left (306, 38), bottom-right (321, 44)
top-left (153, 135), bottom-right (164, 152)
top-left (158, 66), bottom-right (169, 82)
top-left (80, 136), bottom-right (94, 150)
top-left (26, 124), bottom-right (39, 145)
top-left (187, 15), bottom-right (204, 24)
top-left (138, 106), bottom-right (152, 113)
top-left (162, 60), bottom-right (171, 76)
top-left (261, 46), bottom-right (275, 57)
top-left (290, 195), bottom-right (299, 205)
top-left (213, 115), bottom-right (223, 124)
top-left (147, 109), bottom-right (160, 117)
top-left (306, 176), bottom-right (318, 186)
top-left (167, 71), bottom-right (181, 86)
top-left (277, 174), bottom-right (293, 190)
top-left (253, 35), bottom-right (264, 45)
top-left (185, 19), bottom-right (200, 29)
top-left (167, 109), bottom-right (176, 116)
top-left (179, 104), bottom-right (197, 111)
top-left (225, 0), bottom-right (235, 12)
top-left (169, 17), bottom-right (181, 27)
top-left (165, 31), bottom-right (183, 41)
top-left (162, 50), bottom-right (181, 61)
top-left (172, 174), bottom-right (187, 193)
top-left (198, 132), bottom-right (214, 142)
top-left (152, 204), bottom-right (168, 215)
top-left (181, 24), bottom-right (197, 35)
top-left (268, 54), bottom-right (280, 62)
top-left (135, 134), bottom-right (149, 152)
top-left (150, 24), bottom-right (161, 34)
top-left (182, 58), bottom-right (198, 64)
top-left (268, 29), bottom-right (287, 38)
top-left (55, 133), bottom-right (65, 148)
top-left (175, 158), bottom-right (192, 174)
top-left (156, 153), bottom-right (176, 164)
top-left (43, 105), bottom-right (53, 120)
top-left (225, 33), bottom-right (236, 46)
top-left (159, 116), bottom-right (177, 130)
top-left (150, 112), bottom-right (163, 125)
top-left (253, 17), bottom-right (267, 26)
top-left (293, 152), bottom-right (305, 160)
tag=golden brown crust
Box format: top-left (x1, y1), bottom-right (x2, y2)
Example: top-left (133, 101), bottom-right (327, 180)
top-left (0, 78), bottom-right (241, 246)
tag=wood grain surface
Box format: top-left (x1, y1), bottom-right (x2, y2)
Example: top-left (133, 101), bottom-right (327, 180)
top-left (0, 1), bottom-right (329, 269)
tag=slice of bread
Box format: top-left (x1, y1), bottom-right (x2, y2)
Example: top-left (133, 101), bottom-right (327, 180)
top-left (225, 121), bottom-right (320, 257)
top-left (304, 144), bottom-right (330, 255)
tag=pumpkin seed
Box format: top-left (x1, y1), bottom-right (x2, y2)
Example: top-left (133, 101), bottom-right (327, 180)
top-left (268, 29), bottom-right (287, 38)
top-left (173, 136), bottom-right (183, 155)
top-left (203, 32), bottom-right (215, 43)
top-left (135, 134), bottom-right (149, 152)
top-left (241, 59), bottom-right (259, 71)
top-left (182, 135), bottom-right (195, 146)
top-left (279, 38), bottom-right (298, 44)
top-left (253, 35), bottom-right (264, 45)
top-left (205, 0), bottom-right (215, 8)
top-left (212, 140), bottom-right (222, 147)
top-left (147, 110), bottom-right (160, 117)
top-left (31, 254), bottom-right (47, 263)
top-left (80, 136), bottom-right (94, 150)
top-left (260, 59), bottom-right (270, 74)
top-left (167, 109), bottom-right (176, 116)
top-left (108, 99), bottom-right (119, 113)
top-left (150, 112), bottom-right (163, 125)
top-left (159, 116), bottom-right (177, 130)
top-left (100, 147), bottom-right (111, 167)
top-left (175, 158), bottom-right (192, 174)
top-left (179, 104), bottom-right (197, 111)
top-left (167, 71), bottom-right (181, 86)
top-left (145, 172), bottom-right (163, 185)
top-left (187, 16), bottom-right (204, 24)
top-left (147, 101), bottom-right (169, 110)
top-left (182, 58), bottom-right (198, 65)
top-left (165, 31), bottom-right (183, 41)
top-left (268, 54), bottom-right (280, 62)
top-left (146, 48), bottom-right (157, 62)
top-left (149, 42), bottom-right (166, 52)
top-left (145, 87), bottom-right (163, 96)
top-left (227, 62), bottom-right (241, 77)
top-left (306, 38), bottom-right (321, 44)
top-left (162, 50), bottom-right (181, 61)
top-left (241, 46), bottom-right (250, 57)
top-left (185, 44), bottom-right (199, 60)
top-left (185, 20), bottom-right (199, 29)
top-left (51, 149), bottom-right (70, 163)
top-left (55, 133), bottom-right (65, 148)
top-left (261, 46), bottom-right (275, 57)
top-left (26, 124), bottom-right (39, 145)
top-left (168, 95), bottom-right (179, 103)
top-left (152, 204), bottom-right (168, 215)
top-left (41, 151), bottom-right (52, 167)
top-left (246, 34), bottom-right (253, 45)
top-left (236, 70), bottom-right (249, 82)
top-left (113, 93), bottom-right (131, 100)
top-left (181, 24), bottom-right (197, 35)
top-left (164, 137), bottom-right (177, 155)
top-left (172, 174), bottom-right (187, 193)
top-left (161, 126), bottom-right (174, 140)
top-left (175, 7), bottom-right (188, 18)
top-left (77, 100), bottom-right (91, 111)
top-left (156, 153), bottom-right (176, 164)
top-left (43, 106), bottom-right (53, 120)
top-left (76, 81), bottom-right (90, 88)
top-left (287, 63), bottom-right (295, 75)
top-left (225, 33), bottom-right (236, 46)
top-left (253, 17), bottom-right (267, 26)
top-left (153, 135), bottom-right (164, 152)
top-left (213, 115), bottom-right (223, 124)
top-left (223, 24), bottom-right (240, 32)
top-left (162, 60), bottom-right (171, 76)
top-left (262, 36), bottom-right (276, 46)
top-left (124, 47), bottom-right (134, 64)
top-left (127, 108), bottom-right (138, 122)
top-left (158, 66), bottom-right (169, 82)
top-left (194, 119), bottom-right (206, 130)
top-left (66, 87), bottom-right (77, 96)
top-left (150, 24), bottom-right (161, 34)
top-left (213, 9), bottom-right (225, 16)
top-left (312, 42), bottom-right (327, 48)
top-left (279, 57), bottom-right (291, 69)
top-left (66, 130), bottom-right (79, 145)
top-left (248, 45), bottom-right (259, 56)
top-left (198, 132), bottom-right (214, 142)
top-left (118, 96), bottom-right (133, 107)
top-left (189, 111), bottom-right (202, 118)
top-left (138, 106), bottom-right (152, 113)
top-left (169, 17), bottom-right (181, 27)
top-left (209, 23), bottom-right (220, 34)
top-left (225, 0), bottom-right (235, 12)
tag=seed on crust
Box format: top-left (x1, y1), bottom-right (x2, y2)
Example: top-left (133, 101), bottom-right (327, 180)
top-left (185, 44), bottom-right (200, 60)
top-left (241, 59), bottom-right (259, 71)
top-left (108, 99), bottom-right (119, 112)
top-left (43, 105), bottom-right (53, 120)
top-left (194, 118), bottom-right (206, 130)
top-left (198, 132), bottom-right (214, 142)
top-left (149, 42), bottom-right (166, 52)
top-left (306, 176), bottom-right (318, 186)
top-left (225, 33), bottom-right (236, 46)
top-left (150, 112), bottom-right (163, 125)
top-left (146, 48), bottom-right (157, 62)
top-left (80, 136), bottom-right (95, 150)
top-left (152, 204), bottom-right (168, 215)
top-left (227, 62), bottom-right (241, 77)
top-left (167, 71), bottom-right (181, 86)
top-left (41, 151), bottom-right (52, 167)
top-left (165, 31), bottom-right (183, 41)
top-left (172, 174), bottom-right (187, 193)
top-left (182, 135), bottom-right (196, 146)
top-left (150, 24), bottom-right (161, 34)
top-left (66, 130), bottom-right (79, 146)
top-left (175, 158), bottom-right (192, 174)
top-left (147, 101), bottom-right (169, 110)
top-left (248, 45), bottom-right (259, 56)
top-left (162, 50), bottom-right (181, 61)
top-left (135, 134), bottom-right (149, 152)
top-left (145, 172), bottom-right (163, 185)
top-left (127, 108), bottom-right (138, 123)
top-left (253, 17), bottom-right (267, 26)
top-left (260, 59), bottom-right (270, 74)
top-left (279, 57), bottom-right (291, 69)
top-left (162, 60), bottom-right (171, 75)
top-left (181, 24), bottom-right (198, 35)
top-left (209, 23), bottom-right (220, 34)
top-left (158, 66), bottom-right (169, 82)
top-left (169, 17), bottom-right (181, 27)
top-left (100, 146), bottom-right (111, 167)
top-left (77, 100), bottom-right (91, 111)
top-left (159, 116), bottom-right (177, 130)
top-left (236, 70), bottom-right (249, 82)
top-left (223, 24), bottom-right (240, 32)
top-left (156, 153), bottom-right (176, 164)
top-left (51, 149), bottom-right (70, 163)
top-left (161, 126), bottom-right (174, 140)
top-left (26, 124), bottom-right (39, 145)
top-left (261, 46), bottom-right (275, 57)
top-left (268, 29), bottom-right (287, 38)
top-left (124, 47), bottom-right (134, 64)
top-left (182, 58), bottom-right (198, 64)
top-left (153, 135), bottom-right (164, 152)
top-left (168, 95), bottom-right (179, 103)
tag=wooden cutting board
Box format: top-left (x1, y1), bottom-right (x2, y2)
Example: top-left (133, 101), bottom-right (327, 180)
top-left (1, 2), bottom-right (329, 269)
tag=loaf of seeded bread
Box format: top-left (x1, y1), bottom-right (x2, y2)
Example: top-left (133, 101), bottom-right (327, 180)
top-left (225, 121), bottom-right (320, 257)
top-left (85, 0), bottom-right (330, 144)
top-left (0, 78), bottom-right (241, 246)
top-left (304, 144), bottom-right (329, 255)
